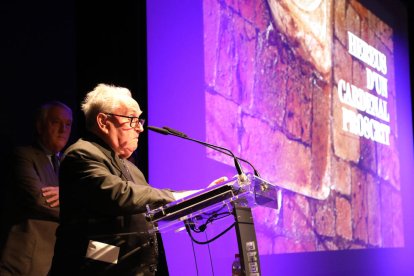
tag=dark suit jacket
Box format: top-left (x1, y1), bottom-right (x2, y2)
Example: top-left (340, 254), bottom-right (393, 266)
top-left (0, 145), bottom-right (60, 276)
top-left (50, 134), bottom-right (175, 276)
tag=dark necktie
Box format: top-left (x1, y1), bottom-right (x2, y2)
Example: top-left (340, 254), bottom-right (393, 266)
top-left (120, 159), bottom-right (133, 181)
top-left (51, 154), bottom-right (60, 175)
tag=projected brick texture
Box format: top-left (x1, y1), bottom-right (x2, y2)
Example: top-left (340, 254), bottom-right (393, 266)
top-left (203, 0), bottom-right (403, 254)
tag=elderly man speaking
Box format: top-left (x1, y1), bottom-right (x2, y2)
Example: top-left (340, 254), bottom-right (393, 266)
top-left (50, 84), bottom-right (226, 276)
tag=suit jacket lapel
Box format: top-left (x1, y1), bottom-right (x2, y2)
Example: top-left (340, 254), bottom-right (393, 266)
top-left (33, 145), bottom-right (59, 185)
top-left (88, 139), bottom-right (130, 182)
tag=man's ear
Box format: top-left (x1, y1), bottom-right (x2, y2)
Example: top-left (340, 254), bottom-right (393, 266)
top-left (96, 113), bottom-right (109, 134)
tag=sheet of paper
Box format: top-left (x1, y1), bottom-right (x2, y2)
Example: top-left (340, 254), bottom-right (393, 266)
top-left (86, 240), bottom-right (120, 264)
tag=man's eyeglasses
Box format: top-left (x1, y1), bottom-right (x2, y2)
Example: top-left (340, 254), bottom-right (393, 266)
top-left (105, 113), bottom-right (145, 128)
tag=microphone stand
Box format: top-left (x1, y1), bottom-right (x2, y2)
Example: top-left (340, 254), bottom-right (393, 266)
top-left (147, 126), bottom-right (254, 184)
top-left (162, 127), bottom-right (261, 178)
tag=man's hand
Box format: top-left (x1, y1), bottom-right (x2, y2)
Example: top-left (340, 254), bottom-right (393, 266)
top-left (42, 186), bottom-right (60, 207)
top-left (172, 176), bottom-right (229, 201)
top-left (207, 176), bottom-right (228, 188)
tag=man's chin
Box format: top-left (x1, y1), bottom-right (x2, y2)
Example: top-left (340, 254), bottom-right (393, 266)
top-left (53, 142), bottom-right (67, 152)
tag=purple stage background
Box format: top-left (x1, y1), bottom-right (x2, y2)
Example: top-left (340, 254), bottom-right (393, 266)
top-left (147, 0), bottom-right (414, 275)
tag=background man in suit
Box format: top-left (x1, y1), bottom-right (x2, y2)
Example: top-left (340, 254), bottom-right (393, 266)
top-left (0, 101), bottom-right (73, 276)
top-left (50, 84), bottom-right (225, 275)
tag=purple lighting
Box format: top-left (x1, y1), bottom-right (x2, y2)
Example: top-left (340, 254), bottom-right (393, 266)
top-left (147, 0), bottom-right (414, 275)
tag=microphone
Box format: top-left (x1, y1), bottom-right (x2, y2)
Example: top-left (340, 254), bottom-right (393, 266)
top-left (147, 126), bottom-right (170, 135)
top-left (147, 125), bottom-right (253, 183)
top-left (162, 126), bottom-right (188, 138)
top-left (162, 126), bottom-right (261, 177)
top-left (162, 126), bottom-right (247, 181)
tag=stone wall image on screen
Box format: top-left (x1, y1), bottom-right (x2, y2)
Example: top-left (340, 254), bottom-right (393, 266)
top-left (203, 0), bottom-right (403, 254)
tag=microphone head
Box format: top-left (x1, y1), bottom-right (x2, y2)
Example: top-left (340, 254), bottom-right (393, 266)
top-left (147, 126), bottom-right (170, 135)
top-left (162, 126), bottom-right (188, 138)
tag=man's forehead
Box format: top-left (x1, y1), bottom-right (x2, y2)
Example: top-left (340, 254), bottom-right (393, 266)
top-left (115, 105), bottom-right (142, 115)
top-left (48, 106), bottom-right (72, 117)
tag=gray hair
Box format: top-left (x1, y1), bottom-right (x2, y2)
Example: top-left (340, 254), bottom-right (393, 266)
top-left (81, 83), bottom-right (139, 130)
top-left (36, 101), bottom-right (72, 125)
top-left (35, 101), bottom-right (72, 136)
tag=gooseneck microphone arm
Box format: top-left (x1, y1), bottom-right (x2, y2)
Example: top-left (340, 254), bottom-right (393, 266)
top-left (147, 125), bottom-right (244, 177)
top-left (147, 126), bottom-right (255, 180)
top-left (163, 126), bottom-right (261, 177)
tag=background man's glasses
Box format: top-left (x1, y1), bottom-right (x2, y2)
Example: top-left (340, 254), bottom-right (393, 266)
top-left (105, 113), bottom-right (145, 128)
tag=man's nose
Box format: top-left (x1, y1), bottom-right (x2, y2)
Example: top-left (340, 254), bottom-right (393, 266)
top-left (60, 123), bottom-right (70, 132)
top-left (134, 123), bottom-right (144, 132)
